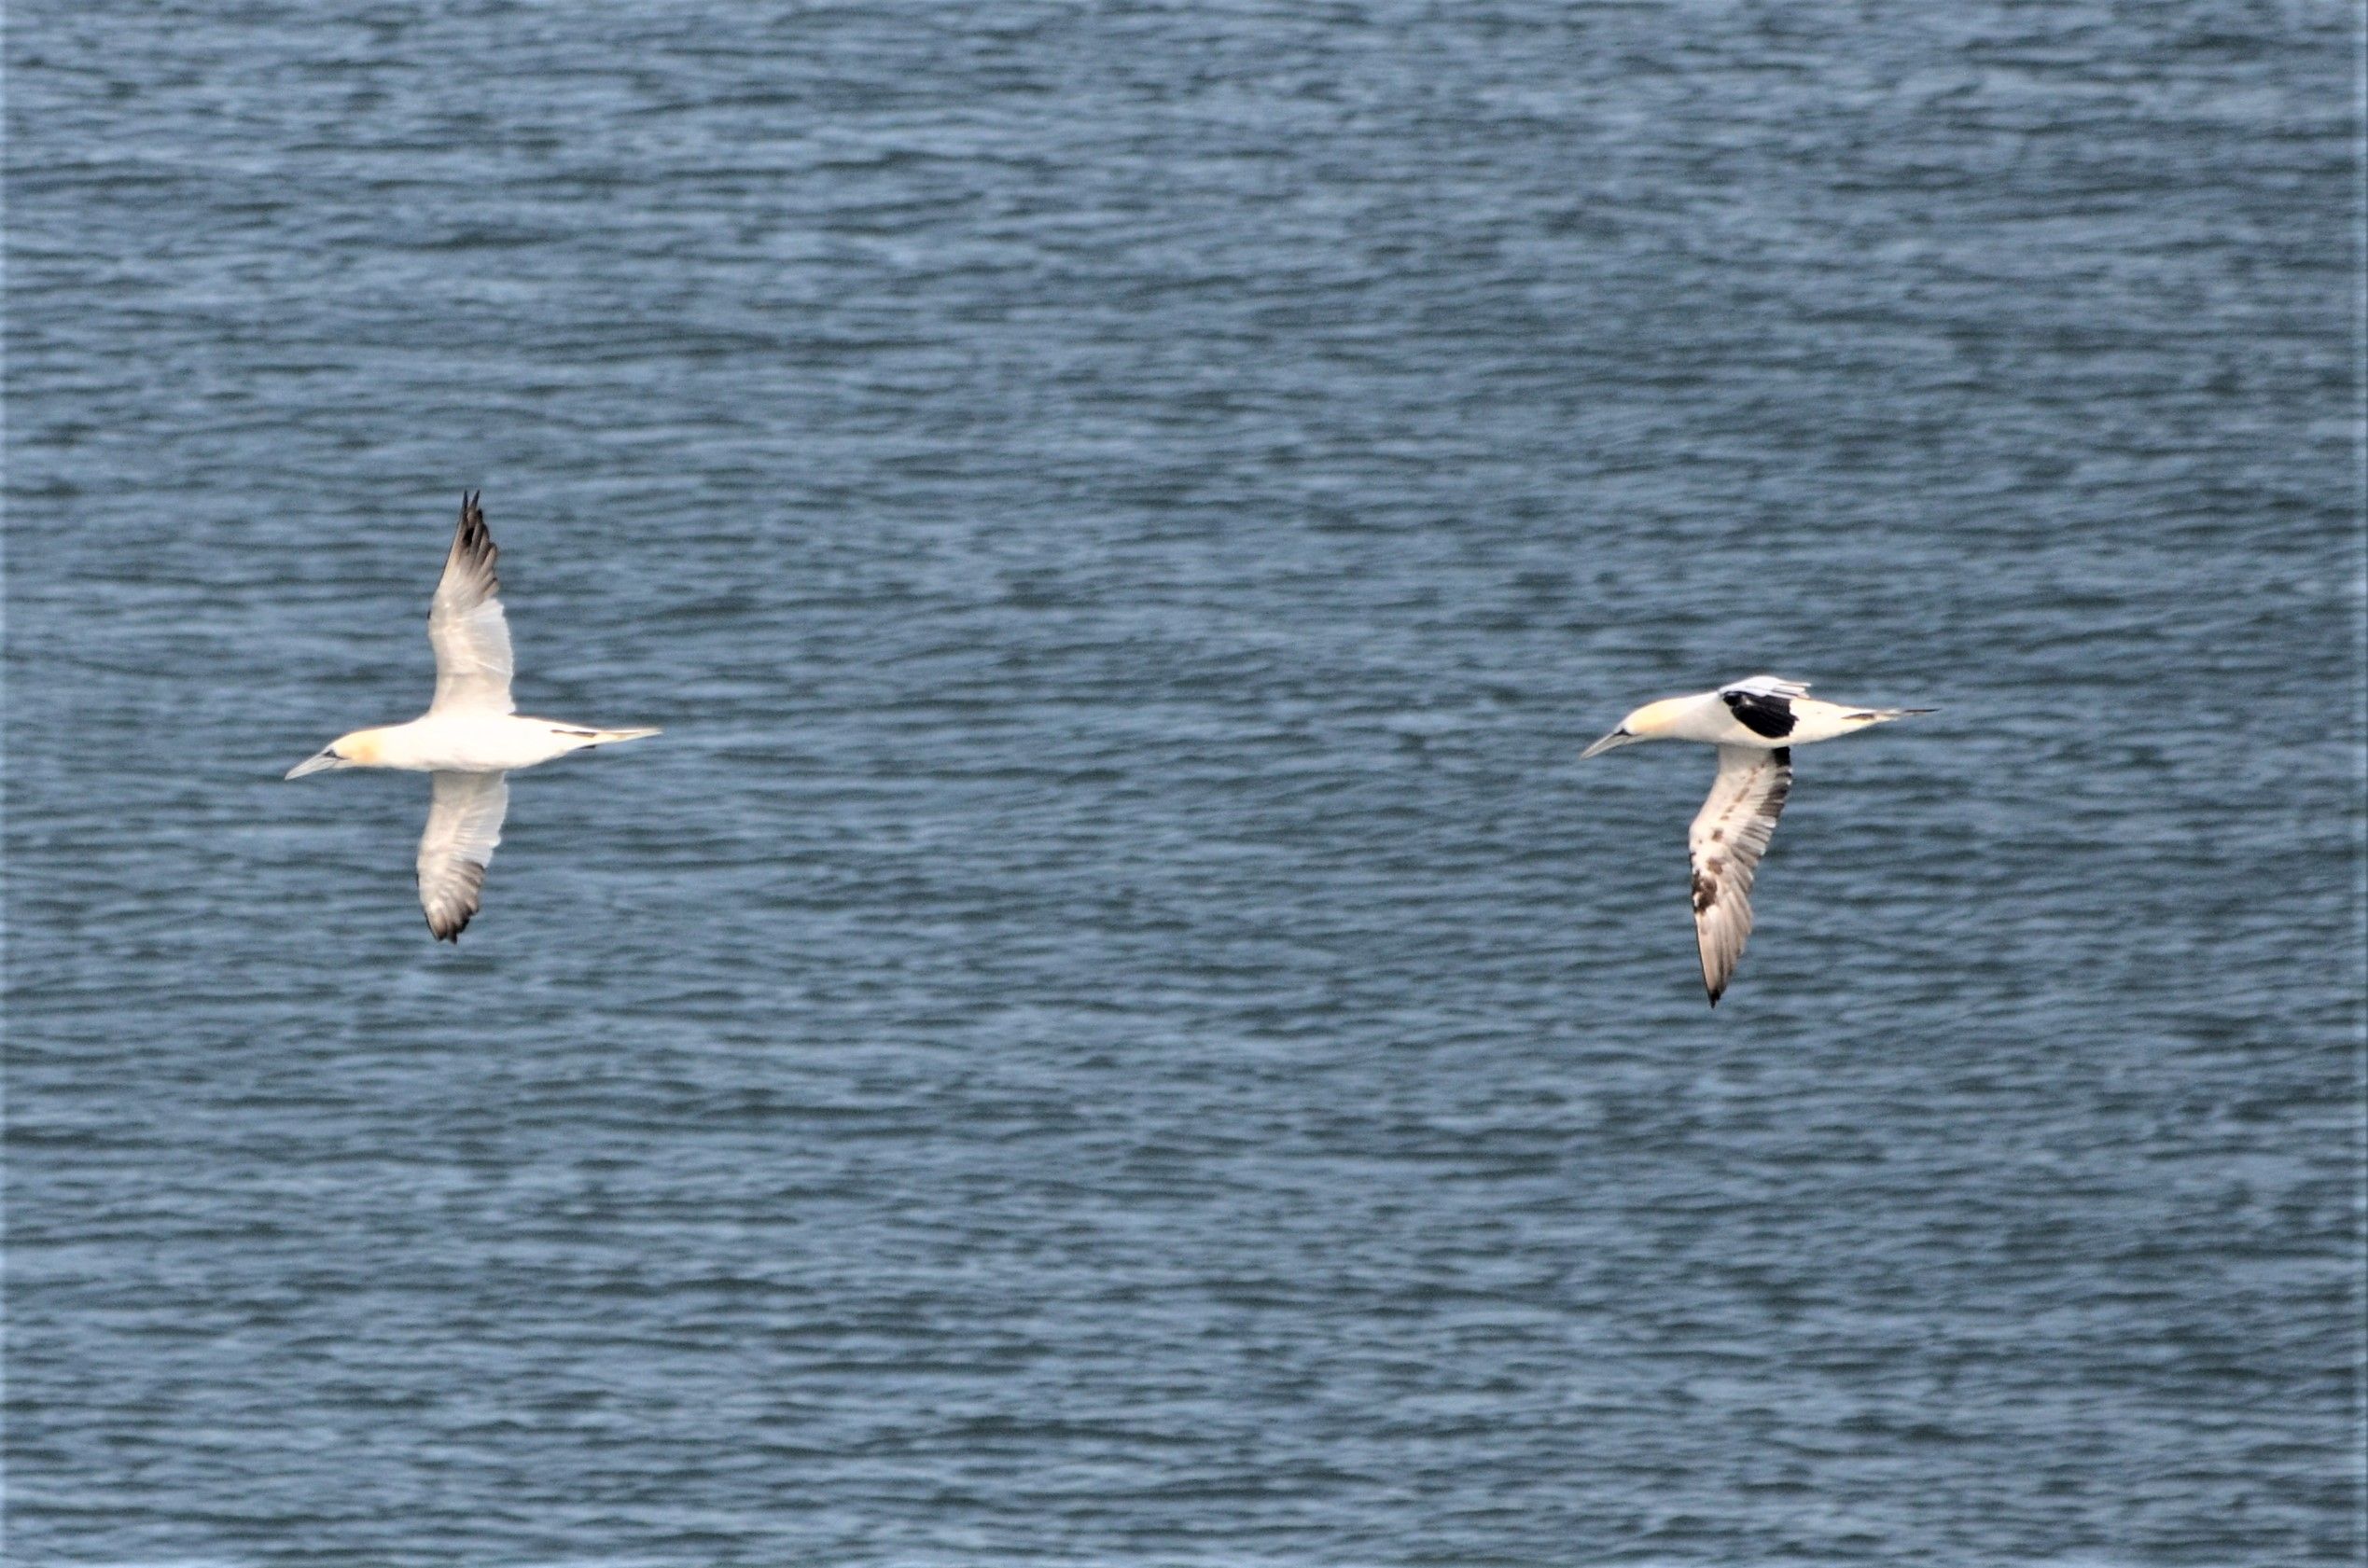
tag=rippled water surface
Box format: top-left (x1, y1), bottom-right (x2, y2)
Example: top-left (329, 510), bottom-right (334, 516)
top-left (7, 2), bottom-right (2362, 1563)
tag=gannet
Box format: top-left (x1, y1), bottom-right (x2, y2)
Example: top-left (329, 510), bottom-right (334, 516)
top-left (285, 493), bottom-right (660, 941)
top-left (1581, 675), bottom-right (1930, 1006)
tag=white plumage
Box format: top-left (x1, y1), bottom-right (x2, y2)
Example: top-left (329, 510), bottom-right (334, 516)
top-left (286, 493), bottom-right (659, 941)
top-left (1582, 675), bottom-right (1930, 1005)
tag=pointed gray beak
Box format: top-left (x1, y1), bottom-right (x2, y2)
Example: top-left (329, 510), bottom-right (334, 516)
top-left (285, 751), bottom-right (340, 780)
top-left (1581, 728), bottom-right (1639, 759)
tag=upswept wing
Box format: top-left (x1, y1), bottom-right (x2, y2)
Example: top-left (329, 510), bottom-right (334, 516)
top-left (428, 492), bottom-right (515, 715)
top-left (1720, 673), bottom-right (1810, 699)
top-left (418, 770), bottom-right (508, 941)
top-left (1688, 745), bottom-right (1792, 1005)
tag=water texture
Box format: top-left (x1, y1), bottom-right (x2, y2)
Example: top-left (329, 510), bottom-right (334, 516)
top-left (7, 2), bottom-right (2361, 1562)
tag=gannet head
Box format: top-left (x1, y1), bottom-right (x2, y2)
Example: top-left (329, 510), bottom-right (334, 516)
top-left (1581, 697), bottom-right (1688, 758)
top-left (285, 728), bottom-right (388, 779)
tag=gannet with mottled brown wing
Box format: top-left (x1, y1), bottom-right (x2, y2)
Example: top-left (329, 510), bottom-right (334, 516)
top-left (285, 493), bottom-right (660, 941)
top-left (1581, 675), bottom-right (1930, 1006)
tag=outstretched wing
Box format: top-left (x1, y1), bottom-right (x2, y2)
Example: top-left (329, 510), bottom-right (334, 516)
top-left (418, 770), bottom-right (508, 941)
top-left (1688, 745), bottom-right (1792, 1005)
top-left (427, 492), bottom-right (514, 715)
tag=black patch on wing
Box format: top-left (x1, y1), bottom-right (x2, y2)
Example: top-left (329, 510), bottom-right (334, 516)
top-left (449, 490), bottom-right (499, 598)
top-left (1723, 687), bottom-right (1795, 739)
top-left (1759, 748), bottom-right (1793, 818)
top-left (424, 858), bottom-right (487, 942)
top-left (1692, 867), bottom-right (1719, 913)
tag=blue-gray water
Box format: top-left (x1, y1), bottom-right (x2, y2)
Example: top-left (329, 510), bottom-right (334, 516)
top-left (7, 3), bottom-right (2362, 1563)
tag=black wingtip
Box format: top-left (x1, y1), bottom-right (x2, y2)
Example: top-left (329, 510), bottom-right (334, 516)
top-left (447, 492), bottom-right (498, 591)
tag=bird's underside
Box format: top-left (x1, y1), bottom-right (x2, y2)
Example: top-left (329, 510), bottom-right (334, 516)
top-left (287, 493), bottom-right (658, 942)
top-left (1581, 675), bottom-right (1929, 1004)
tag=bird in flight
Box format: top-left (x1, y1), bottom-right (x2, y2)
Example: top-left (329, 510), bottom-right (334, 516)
top-left (1581, 675), bottom-right (1930, 1006)
top-left (286, 493), bottom-right (660, 941)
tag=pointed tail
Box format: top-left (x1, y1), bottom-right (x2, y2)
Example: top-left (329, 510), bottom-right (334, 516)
top-left (584, 727), bottom-right (662, 746)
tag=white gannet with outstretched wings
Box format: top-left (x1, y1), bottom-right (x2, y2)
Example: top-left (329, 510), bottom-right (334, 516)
top-left (286, 493), bottom-right (660, 941)
top-left (1581, 675), bottom-right (1930, 1005)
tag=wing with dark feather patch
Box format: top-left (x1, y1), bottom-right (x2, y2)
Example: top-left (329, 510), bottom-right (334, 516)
top-left (427, 492), bottom-right (515, 714)
top-left (1721, 686), bottom-right (1796, 739)
top-left (1687, 746), bottom-right (1791, 1005)
top-left (417, 770), bottom-right (508, 941)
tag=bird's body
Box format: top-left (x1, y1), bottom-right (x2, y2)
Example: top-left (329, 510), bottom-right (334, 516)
top-left (1583, 675), bottom-right (1929, 1005)
top-left (327, 712), bottom-right (658, 775)
top-left (286, 493), bottom-right (658, 940)
top-left (1607, 685), bottom-right (1919, 750)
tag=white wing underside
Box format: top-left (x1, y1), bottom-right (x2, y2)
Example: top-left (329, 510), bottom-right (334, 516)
top-left (1688, 744), bottom-right (1792, 1005)
top-left (428, 493), bottom-right (514, 715)
top-left (418, 770), bottom-right (508, 941)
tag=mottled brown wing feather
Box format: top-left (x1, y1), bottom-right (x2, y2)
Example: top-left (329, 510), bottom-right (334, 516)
top-left (1687, 746), bottom-right (1791, 1005)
